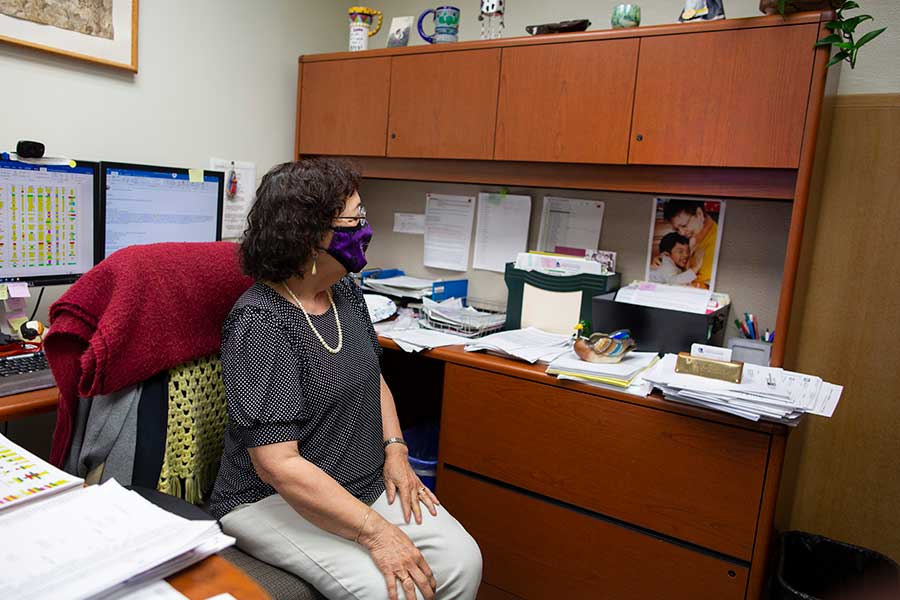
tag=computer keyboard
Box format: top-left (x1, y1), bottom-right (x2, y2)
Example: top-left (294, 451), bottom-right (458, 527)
top-left (0, 351), bottom-right (55, 396)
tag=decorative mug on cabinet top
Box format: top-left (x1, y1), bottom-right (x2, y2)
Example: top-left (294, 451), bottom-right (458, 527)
top-left (417, 5), bottom-right (460, 44)
top-left (348, 6), bottom-right (383, 51)
top-left (611, 4), bottom-right (641, 28)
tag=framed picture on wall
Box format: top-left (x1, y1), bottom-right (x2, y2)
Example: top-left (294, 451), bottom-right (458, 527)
top-left (645, 197), bottom-right (726, 291)
top-left (0, 0), bottom-right (138, 72)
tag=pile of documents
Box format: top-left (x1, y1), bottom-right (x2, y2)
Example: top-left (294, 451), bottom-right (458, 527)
top-left (514, 251), bottom-right (613, 277)
top-left (642, 354), bottom-right (842, 424)
top-left (420, 297), bottom-right (506, 338)
top-left (546, 351), bottom-right (659, 395)
top-left (0, 472), bottom-right (233, 600)
top-left (615, 281), bottom-right (730, 315)
top-left (379, 326), bottom-right (470, 353)
top-left (362, 275), bottom-right (435, 299)
top-left (465, 327), bottom-right (572, 364)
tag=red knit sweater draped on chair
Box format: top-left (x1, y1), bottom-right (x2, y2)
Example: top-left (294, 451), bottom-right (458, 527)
top-left (45, 242), bottom-right (253, 466)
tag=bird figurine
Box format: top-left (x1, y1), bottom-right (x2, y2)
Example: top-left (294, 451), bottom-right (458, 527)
top-left (574, 328), bottom-right (636, 364)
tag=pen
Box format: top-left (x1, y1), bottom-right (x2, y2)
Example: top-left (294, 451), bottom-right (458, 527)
top-left (751, 314), bottom-right (759, 340)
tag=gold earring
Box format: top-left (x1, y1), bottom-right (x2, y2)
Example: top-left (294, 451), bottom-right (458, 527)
top-left (311, 255), bottom-right (318, 276)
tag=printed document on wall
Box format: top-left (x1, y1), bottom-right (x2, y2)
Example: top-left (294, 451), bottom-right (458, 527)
top-left (424, 194), bottom-right (475, 271)
top-left (210, 158), bottom-right (257, 239)
top-left (537, 197), bottom-right (605, 252)
top-left (473, 193), bottom-right (531, 273)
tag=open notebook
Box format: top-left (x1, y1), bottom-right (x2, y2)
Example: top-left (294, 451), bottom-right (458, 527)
top-left (0, 433), bottom-right (234, 600)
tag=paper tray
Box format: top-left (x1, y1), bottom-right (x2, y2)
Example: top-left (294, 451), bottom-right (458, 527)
top-left (591, 292), bottom-right (730, 354)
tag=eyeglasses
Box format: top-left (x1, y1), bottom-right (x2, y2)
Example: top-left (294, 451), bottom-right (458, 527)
top-left (334, 205), bottom-right (367, 227)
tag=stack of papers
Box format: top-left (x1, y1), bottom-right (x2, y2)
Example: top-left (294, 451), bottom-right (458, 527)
top-left (615, 282), bottom-right (730, 315)
top-left (642, 354), bottom-right (843, 424)
top-left (362, 275), bottom-right (435, 299)
top-left (514, 252), bottom-right (612, 277)
top-left (420, 297), bottom-right (506, 338)
top-left (0, 478), bottom-right (233, 600)
top-left (380, 327), bottom-right (470, 353)
top-left (546, 352), bottom-right (659, 396)
top-left (465, 327), bottom-right (572, 364)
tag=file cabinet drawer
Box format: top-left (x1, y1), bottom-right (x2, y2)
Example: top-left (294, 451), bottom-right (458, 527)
top-left (440, 364), bottom-right (769, 559)
top-left (440, 468), bottom-right (748, 600)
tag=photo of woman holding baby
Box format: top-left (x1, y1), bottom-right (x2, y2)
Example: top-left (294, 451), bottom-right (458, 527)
top-left (646, 198), bottom-right (726, 290)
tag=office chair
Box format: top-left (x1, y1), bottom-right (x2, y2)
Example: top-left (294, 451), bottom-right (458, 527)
top-left (47, 242), bottom-right (322, 600)
top-left (132, 355), bottom-right (324, 600)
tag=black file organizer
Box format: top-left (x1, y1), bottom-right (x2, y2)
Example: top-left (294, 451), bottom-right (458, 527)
top-left (504, 263), bottom-right (621, 330)
top-left (591, 292), bottom-right (731, 354)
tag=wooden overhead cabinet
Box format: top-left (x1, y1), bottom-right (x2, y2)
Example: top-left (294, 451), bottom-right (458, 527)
top-left (495, 39), bottom-right (640, 164)
top-left (297, 58), bottom-right (391, 157)
top-left (387, 49), bottom-right (502, 160)
top-left (628, 24), bottom-right (819, 168)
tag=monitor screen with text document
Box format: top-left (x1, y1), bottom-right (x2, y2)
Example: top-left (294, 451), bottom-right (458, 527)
top-left (0, 160), bottom-right (99, 286)
top-left (100, 162), bottom-right (223, 259)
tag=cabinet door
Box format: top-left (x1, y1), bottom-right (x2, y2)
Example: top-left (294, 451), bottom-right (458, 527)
top-left (629, 24), bottom-right (819, 168)
top-left (297, 58), bottom-right (391, 157)
top-left (495, 39), bottom-right (639, 164)
top-left (440, 469), bottom-right (748, 600)
top-left (387, 49), bottom-right (501, 159)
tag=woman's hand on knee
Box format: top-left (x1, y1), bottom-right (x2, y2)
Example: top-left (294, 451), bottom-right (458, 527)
top-left (358, 513), bottom-right (437, 600)
top-left (384, 446), bottom-right (440, 525)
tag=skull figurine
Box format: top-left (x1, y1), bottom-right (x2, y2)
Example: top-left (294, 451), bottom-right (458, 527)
top-left (479, 0), bottom-right (505, 40)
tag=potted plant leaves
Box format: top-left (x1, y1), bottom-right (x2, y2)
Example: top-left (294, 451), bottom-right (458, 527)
top-left (759, 0), bottom-right (886, 68)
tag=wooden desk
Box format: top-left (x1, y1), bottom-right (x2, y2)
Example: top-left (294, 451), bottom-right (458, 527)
top-left (168, 555), bottom-right (270, 600)
top-left (0, 386), bottom-right (58, 421)
top-left (380, 338), bottom-right (787, 600)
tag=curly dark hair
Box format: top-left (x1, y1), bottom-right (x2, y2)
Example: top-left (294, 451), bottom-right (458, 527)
top-left (659, 232), bottom-right (690, 254)
top-left (240, 158), bottom-right (360, 281)
top-left (662, 199), bottom-right (704, 222)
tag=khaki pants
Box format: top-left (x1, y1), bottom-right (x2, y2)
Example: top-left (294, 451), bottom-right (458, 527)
top-left (221, 492), bottom-right (482, 599)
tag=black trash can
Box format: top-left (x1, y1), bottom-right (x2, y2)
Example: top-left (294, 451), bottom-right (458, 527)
top-left (774, 531), bottom-right (900, 599)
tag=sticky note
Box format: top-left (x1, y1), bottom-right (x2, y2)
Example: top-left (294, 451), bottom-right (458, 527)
top-left (8, 315), bottom-right (28, 334)
top-left (188, 168), bottom-right (203, 183)
top-left (7, 282), bottom-right (30, 298)
top-left (0, 285), bottom-right (7, 301)
top-left (4, 298), bottom-right (25, 312)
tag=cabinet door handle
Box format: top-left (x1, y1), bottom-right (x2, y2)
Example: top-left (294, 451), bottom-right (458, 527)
top-left (635, 134), bottom-right (644, 142)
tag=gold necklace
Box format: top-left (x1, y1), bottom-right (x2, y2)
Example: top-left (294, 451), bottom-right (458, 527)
top-left (282, 283), bottom-right (343, 354)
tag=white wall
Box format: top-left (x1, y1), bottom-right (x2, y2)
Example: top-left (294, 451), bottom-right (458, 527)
top-left (0, 0), bottom-right (350, 321)
top-left (367, 0), bottom-right (899, 94)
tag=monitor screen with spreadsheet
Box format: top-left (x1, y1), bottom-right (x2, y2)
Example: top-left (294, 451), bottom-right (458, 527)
top-left (100, 162), bottom-right (224, 259)
top-left (0, 160), bottom-right (99, 286)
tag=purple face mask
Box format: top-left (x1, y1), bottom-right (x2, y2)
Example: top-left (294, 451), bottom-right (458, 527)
top-left (326, 222), bottom-right (373, 273)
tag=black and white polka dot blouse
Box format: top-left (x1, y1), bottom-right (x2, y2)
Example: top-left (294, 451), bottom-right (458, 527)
top-left (208, 278), bottom-right (386, 520)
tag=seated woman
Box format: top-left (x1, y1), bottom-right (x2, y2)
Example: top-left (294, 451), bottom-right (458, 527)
top-left (209, 159), bottom-right (482, 600)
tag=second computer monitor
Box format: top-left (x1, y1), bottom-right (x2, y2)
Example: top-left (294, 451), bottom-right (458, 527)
top-left (100, 162), bottom-right (224, 259)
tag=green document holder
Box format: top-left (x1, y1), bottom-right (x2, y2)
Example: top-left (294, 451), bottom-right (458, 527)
top-left (503, 263), bottom-right (621, 331)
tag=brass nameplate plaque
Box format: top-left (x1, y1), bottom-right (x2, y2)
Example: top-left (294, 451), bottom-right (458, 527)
top-left (675, 352), bottom-right (743, 384)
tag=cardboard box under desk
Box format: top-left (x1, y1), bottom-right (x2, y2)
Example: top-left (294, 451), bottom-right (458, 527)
top-left (591, 292), bottom-right (731, 354)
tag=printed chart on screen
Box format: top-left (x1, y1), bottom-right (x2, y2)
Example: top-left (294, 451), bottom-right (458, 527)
top-left (0, 163), bottom-right (95, 281)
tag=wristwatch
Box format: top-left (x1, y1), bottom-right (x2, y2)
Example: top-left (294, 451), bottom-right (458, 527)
top-left (383, 437), bottom-right (407, 449)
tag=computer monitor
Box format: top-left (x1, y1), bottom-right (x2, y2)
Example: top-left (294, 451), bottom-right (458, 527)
top-left (99, 162), bottom-right (224, 259)
top-left (0, 159), bottom-right (99, 286)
